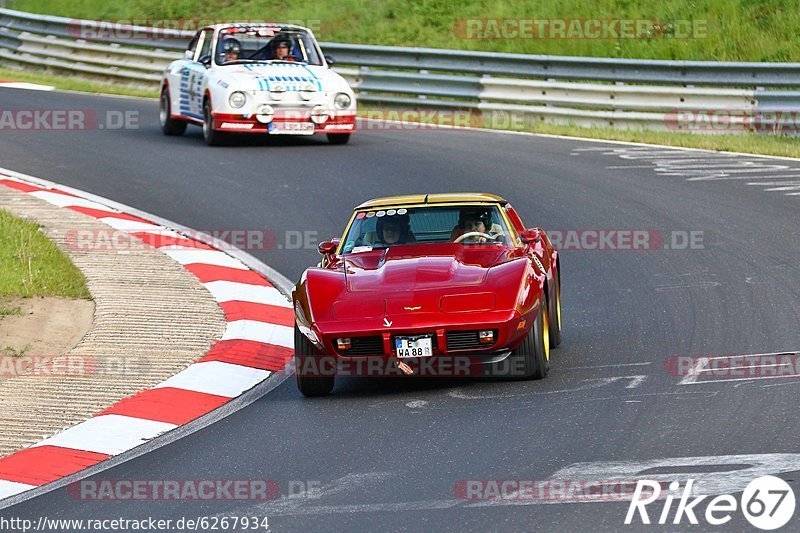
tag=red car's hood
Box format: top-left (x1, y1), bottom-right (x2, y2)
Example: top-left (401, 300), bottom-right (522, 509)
top-left (343, 243), bottom-right (513, 293)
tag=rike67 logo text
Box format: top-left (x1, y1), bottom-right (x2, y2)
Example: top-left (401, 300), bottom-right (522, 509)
top-left (626, 476), bottom-right (795, 530)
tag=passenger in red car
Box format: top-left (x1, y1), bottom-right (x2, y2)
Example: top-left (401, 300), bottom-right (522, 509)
top-left (376, 213), bottom-right (414, 245)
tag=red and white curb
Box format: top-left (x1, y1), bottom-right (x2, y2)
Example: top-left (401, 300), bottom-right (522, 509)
top-left (0, 173), bottom-right (294, 501)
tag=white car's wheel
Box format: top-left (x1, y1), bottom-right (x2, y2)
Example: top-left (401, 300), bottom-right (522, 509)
top-left (159, 88), bottom-right (187, 136)
top-left (202, 99), bottom-right (225, 146)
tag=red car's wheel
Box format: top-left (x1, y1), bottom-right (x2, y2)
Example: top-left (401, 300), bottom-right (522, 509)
top-left (505, 298), bottom-right (550, 380)
top-left (549, 261), bottom-right (562, 348)
top-left (295, 326), bottom-right (335, 397)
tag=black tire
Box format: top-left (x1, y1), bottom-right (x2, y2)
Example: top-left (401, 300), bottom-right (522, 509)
top-left (295, 325), bottom-right (335, 397)
top-left (502, 299), bottom-right (550, 380)
top-left (548, 262), bottom-right (562, 348)
top-left (327, 133), bottom-right (351, 145)
top-left (159, 88), bottom-right (187, 136)
top-left (202, 99), bottom-right (226, 146)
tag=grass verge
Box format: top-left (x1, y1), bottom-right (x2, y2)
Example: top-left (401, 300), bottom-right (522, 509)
top-left (0, 209), bottom-right (92, 299)
top-left (0, 65), bottom-right (159, 98)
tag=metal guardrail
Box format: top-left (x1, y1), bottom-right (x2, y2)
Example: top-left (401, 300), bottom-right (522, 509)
top-left (1, 8), bottom-right (799, 132)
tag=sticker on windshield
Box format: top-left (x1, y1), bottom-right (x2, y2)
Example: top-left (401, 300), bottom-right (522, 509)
top-left (366, 211), bottom-right (376, 218)
top-left (397, 208), bottom-right (408, 215)
top-left (387, 209), bottom-right (397, 216)
top-left (376, 210), bottom-right (386, 217)
top-left (351, 245), bottom-right (373, 253)
top-left (356, 212), bottom-right (366, 219)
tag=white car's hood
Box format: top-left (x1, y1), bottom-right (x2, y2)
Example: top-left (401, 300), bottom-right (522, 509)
top-left (214, 63), bottom-right (348, 93)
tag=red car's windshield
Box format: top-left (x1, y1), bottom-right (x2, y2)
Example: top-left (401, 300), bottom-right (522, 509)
top-left (341, 205), bottom-right (511, 253)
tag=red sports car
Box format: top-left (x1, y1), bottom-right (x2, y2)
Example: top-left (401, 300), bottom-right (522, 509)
top-left (292, 193), bottom-right (562, 396)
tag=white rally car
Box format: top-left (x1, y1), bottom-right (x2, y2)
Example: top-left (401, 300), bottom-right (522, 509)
top-left (160, 23), bottom-right (356, 146)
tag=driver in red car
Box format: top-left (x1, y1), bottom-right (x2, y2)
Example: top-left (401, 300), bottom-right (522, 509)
top-left (451, 208), bottom-right (501, 242)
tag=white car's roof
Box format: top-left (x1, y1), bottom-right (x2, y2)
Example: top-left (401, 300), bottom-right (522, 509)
top-left (203, 22), bottom-right (312, 33)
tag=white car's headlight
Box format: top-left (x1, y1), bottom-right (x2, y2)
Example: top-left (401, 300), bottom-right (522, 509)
top-left (269, 84), bottom-right (286, 101)
top-left (229, 91), bottom-right (247, 109)
top-left (256, 104), bottom-right (275, 124)
top-left (333, 93), bottom-right (352, 110)
top-left (300, 82), bottom-right (317, 101)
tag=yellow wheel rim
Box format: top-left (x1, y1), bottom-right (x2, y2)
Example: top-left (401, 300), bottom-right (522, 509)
top-left (556, 283), bottom-right (562, 331)
top-left (543, 304), bottom-right (550, 361)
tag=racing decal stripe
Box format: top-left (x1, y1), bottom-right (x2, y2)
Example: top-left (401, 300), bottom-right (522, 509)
top-left (0, 174), bottom-right (294, 501)
top-left (100, 388), bottom-right (230, 426)
top-left (0, 446), bottom-right (110, 486)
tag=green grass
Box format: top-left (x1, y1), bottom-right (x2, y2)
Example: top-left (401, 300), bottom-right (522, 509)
top-left (8, 0), bottom-right (800, 61)
top-left (0, 307), bottom-right (22, 316)
top-left (0, 209), bottom-right (92, 299)
top-left (1, 345), bottom-right (30, 357)
top-left (0, 66), bottom-right (159, 98)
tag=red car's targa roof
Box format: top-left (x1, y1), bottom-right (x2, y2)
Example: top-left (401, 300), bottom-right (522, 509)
top-left (356, 193), bottom-right (508, 210)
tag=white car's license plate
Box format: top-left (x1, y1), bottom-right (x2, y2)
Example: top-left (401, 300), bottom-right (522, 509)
top-left (395, 337), bottom-right (433, 358)
top-left (269, 122), bottom-right (315, 135)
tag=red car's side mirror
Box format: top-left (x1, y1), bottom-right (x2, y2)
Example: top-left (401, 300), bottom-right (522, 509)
top-left (318, 239), bottom-right (340, 255)
top-left (520, 228), bottom-right (541, 244)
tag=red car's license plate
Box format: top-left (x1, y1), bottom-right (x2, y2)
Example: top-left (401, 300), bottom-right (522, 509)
top-left (395, 336), bottom-right (433, 358)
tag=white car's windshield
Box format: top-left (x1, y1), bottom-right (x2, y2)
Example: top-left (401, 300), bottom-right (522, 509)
top-left (341, 205), bottom-right (511, 253)
top-left (215, 27), bottom-right (323, 66)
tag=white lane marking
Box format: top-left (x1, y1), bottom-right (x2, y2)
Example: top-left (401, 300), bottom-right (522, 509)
top-left (449, 375), bottom-right (649, 400)
top-left (0, 480), bottom-right (36, 499)
top-left (204, 280), bottom-right (291, 307)
top-left (29, 191), bottom-right (110, 210)
top-left (0, 82), bottom-right (54, 91)
top-left (654, 282), bottom-right (721, 291)
top-left (678, 357), bottom-right (709, 385)
top-left (97, 217), bottom-right (163, 232)
top-left (406, 400), bottom-right (428, 409)
top-left (551, 454), bottom-right (800, 500)
top-left (31, 415), bottom-right (177, 456)
top-left (162, 249), bottom-right (248, 269)
top-left (154, 361), bottom-right (270, 398)
top-left (582, 146), bottom-right (800, 198)
top-left (558, 362), bottom-right (652, 371)
top-left (221, 320), bottom-right (294, 348)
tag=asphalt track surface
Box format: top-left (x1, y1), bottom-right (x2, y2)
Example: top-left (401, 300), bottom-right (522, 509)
top-left (1, 88), bottom-right (799, 532)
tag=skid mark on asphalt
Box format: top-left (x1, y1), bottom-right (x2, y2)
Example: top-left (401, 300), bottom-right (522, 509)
top-left (573, 146), bottom-right (800, 197)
